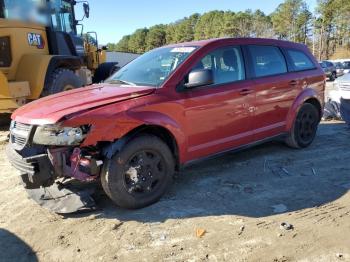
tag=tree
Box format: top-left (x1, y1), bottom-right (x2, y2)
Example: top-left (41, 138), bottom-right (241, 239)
top-left (114, 35), bottom-right (130, 52)
top-left (271, 0), bottom-right (311, 42)
top-left (145, 25), bottom-right (166, 51)
top-left (110, 1), bottom-right (350, 59)
top-left (128, 28), bottom-right (149, 53)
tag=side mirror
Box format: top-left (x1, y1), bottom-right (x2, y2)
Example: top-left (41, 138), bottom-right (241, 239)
top-left (184, 69), bottom-right (214, 88)
top-left (83, 3), bottom-right (90, 18)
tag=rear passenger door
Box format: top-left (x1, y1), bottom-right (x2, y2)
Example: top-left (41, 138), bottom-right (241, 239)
top-left (246, 45), bottom-right (298, 141)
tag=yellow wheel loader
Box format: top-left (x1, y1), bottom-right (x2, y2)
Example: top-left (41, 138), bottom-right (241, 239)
top-left (0, 0), bottom-right (116, 113)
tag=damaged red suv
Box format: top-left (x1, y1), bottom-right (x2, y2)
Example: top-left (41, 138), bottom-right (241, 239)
top-left (7, 38), bottom-right (325, 213)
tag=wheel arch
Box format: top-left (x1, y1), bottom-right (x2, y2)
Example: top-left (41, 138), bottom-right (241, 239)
top-left (304, 97), bottom-right (322, 121)
top-left (285, 88), bottom-right (323, 131)
top-left (102, 124), bottom-right (181, 171)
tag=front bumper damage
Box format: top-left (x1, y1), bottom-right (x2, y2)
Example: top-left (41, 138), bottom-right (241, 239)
top-left (6, 144), bottom-right (102, 214)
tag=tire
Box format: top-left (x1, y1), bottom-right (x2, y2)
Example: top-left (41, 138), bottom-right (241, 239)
top-left (101, 135), bottom-right (175, 209)
top-left (41, 68), bottom-right (83, 97)
top-left (286, 103), bottom-right (320, 149)
top-left (329, 72), bottom-right (336, 81)
top-left (92, 62), bottom-right (119, 83)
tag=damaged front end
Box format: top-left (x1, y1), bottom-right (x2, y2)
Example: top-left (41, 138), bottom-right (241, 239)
top-left (6, 121), bottom-right (104, 214)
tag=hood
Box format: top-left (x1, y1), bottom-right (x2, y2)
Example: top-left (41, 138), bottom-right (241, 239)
top-left (12, 84), bottom-right (155, 125)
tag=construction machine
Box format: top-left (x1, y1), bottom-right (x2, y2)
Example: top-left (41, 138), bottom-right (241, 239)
top-left (0, 0), bottom-right (115, 113)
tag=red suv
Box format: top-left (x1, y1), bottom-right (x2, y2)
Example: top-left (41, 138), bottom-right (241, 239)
top-left (7, 38), bottom-right (325, 212)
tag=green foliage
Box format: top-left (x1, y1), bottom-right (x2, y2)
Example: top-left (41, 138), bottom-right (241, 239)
top-left (109, 0), bottom-right (350, 59)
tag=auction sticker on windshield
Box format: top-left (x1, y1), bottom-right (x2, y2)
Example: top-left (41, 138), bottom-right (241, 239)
top-left (171, 47), bottom-right (196, 53)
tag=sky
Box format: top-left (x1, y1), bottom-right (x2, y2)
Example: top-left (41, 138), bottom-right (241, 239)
top-left (75, 0), bottom-right (318, 45)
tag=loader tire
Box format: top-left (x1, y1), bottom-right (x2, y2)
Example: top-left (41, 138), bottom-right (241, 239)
top-left (92, 62), bottom-right (119, 83)
top-left (41, 68), bottom-right (83, 97)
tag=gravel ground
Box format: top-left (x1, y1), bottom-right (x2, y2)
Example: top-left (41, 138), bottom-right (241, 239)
top-left (0, 83), bottom-right (350, 262)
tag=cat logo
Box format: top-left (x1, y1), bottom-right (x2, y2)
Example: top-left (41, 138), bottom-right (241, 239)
top-left (27, 33), bottom-right (45, 49)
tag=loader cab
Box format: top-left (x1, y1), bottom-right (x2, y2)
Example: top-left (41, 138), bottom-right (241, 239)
top-left (46, 0), bottom-right (88, 57)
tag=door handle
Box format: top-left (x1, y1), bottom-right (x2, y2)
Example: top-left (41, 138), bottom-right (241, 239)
top-left (239, 89), bottom-right (253, 96)
top-left (289, 80), bottom-right (298, 86)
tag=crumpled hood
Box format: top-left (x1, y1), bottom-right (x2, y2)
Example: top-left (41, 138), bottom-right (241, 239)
top-left (12, 84), bottom-right (155, 125)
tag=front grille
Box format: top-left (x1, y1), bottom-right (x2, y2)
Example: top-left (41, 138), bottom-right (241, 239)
top-left (0, 36), bottom-right (12, 67)
top-left (10, 121), bottom-right (33, 150)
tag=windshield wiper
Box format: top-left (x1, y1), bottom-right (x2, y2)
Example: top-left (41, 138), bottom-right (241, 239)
top-left (106, 79), bottom-right (137, 86)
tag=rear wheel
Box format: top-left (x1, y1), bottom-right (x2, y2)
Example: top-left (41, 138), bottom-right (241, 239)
top-left (101, 135), bottom-right (175, 209)
top-left (41, 68), bottom-right (82, 97)
top-left (286, 103), bottom-right (320, 148)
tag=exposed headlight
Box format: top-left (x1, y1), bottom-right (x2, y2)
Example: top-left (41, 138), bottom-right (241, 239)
top-left (33, 124), bottom-right (86, 146)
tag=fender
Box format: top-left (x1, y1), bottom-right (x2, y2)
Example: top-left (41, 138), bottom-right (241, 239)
top-left (285, 87), bottom-right (322, 132)
top-left (63, 108), bottom-right (187, 163)
top-left (15, 54), bottom-right (82, 99)
top-left (127, 110), bottom-right (187, 163)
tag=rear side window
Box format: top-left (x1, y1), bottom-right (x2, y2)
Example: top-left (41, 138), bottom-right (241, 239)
top-left (287, 49), bottom-right (315, 71)
top-left (247, 45), bottom-right (287, 77)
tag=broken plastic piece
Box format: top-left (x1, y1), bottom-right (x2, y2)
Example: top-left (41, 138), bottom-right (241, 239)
top-left (25, 182), bottom-right (97, 214)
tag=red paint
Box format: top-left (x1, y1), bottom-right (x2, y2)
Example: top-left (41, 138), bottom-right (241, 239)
top-left (12, 38), bottom-right (325, 165)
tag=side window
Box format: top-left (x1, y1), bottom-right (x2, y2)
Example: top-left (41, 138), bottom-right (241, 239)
top-left (193, 46), bottom-right (245, 85)
top-left (287, 49), bottom-right (315, 71)
top-left (247, 45), bottom-right (287, 77)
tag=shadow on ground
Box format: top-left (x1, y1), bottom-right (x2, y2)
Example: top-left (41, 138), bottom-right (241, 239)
top-left (0, 229), bottom-right (38, 262)
top-left (58, 123), bottom-right (350, 222)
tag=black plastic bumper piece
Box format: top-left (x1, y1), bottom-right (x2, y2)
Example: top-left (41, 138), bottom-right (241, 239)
top-left (6, 144), bottom-right (54, 189)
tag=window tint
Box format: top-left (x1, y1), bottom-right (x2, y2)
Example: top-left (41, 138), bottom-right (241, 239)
top-left (193, 46), bottom-right (245, 85)
top-left (248, 45), bottom-right (287, 77)
top-left (287, 49), bottom-right (315, 71)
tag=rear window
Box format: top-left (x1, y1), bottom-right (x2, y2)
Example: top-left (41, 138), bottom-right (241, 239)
top-left (287, 49), bottom-right (315, 71)
top-left (247, 45), bottom-right (287, 77)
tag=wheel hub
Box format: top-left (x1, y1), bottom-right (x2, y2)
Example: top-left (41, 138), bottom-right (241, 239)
top-left (124, 150), bottom-right (164, 194)
top-left (299, 111), bottom-right (317, 142)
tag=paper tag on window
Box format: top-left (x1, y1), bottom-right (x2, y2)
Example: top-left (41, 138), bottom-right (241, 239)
top-left (170, 47), bottom-right (196, 53)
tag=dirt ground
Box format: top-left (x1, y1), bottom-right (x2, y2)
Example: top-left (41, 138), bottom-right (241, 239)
top-left (1, 85), bottom-right (350, 262)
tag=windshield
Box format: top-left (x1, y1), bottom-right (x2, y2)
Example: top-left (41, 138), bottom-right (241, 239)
top-left (106, 46), bottom-right (198, 87)
top-left (50, 0), bottom-right (76, 33)
top-left (1, 0), bottom-right (48, 24)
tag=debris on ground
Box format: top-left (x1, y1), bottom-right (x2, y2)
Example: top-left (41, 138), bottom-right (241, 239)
top-left (336, 253), bottom-right (343, 259)
top-left (312, 168), bottom-right (317, 176)
top-left (196, 228), bottom-right (206, 238)
top-left (281, 167), bottom-right (291, 176)
top-left (280, 222), bottom-right (294, 231)
top-left (238, 225), bottom-right (245, 235)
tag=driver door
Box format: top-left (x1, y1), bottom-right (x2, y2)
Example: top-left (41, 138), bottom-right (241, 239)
top-left (179, 46), bottom-right (256, 161)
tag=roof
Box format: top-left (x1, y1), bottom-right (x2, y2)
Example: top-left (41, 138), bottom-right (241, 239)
top-left (164, 37), bottom-right (307, 49)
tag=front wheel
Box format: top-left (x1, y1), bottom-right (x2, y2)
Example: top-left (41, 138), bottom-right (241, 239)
top-left (101, 135), bottom-right (175, 209)
top-left (286, 103), bottom-right (320, 149)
